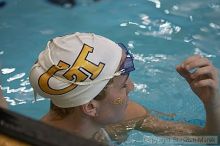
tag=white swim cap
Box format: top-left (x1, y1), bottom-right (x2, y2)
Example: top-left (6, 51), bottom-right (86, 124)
top-left (29, 32), bottom-right (122, 108)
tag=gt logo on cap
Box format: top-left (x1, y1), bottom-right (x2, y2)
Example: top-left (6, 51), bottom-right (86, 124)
top-left (38, 44), bottom-right (105, 95)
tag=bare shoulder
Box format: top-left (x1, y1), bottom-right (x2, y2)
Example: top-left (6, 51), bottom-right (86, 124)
top-left (41, 110), bottom-right (61, 122)
top-left (123, 100), bottom-right (149, 121)
top-left (0, 88), bottom-right (7, 108)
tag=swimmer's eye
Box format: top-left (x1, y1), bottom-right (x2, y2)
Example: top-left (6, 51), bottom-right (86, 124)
top-left (122, 84), bottom-right (128, 89)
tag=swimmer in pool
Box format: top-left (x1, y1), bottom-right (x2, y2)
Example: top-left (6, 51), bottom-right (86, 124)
top-left (29, 32), bottom-right (220, 145)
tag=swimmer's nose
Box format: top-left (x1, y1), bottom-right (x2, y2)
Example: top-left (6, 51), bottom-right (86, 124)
top-left (127, 77), bottom-right (134, 92)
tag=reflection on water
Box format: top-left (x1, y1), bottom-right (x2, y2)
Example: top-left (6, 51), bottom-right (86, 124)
top-left (7, 73), bottom-right (25, 82)
top-left (40, 29), bottom-right (55, 35)
top-left (148, 0), bottom-right (161, 8)
top-left (121, 14), bottom-right (181, 40)
top-left (1, 68), bottom-right (15, 74)
top-left (1, 69), bottom-right (33, 106)
top-left (134, 83), bottom-right (148, 94)
top-left (133, 53), bottom-right (167, 63)
top-left (194, 48), bottom-right (216, 58)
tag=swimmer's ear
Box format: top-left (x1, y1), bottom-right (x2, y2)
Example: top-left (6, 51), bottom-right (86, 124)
top-left (80, 100), bottom-right (99, 117)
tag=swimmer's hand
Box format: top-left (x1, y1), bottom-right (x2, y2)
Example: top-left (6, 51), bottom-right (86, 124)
top-left (176, 55), bottom-right (220, 133)
top-left (176, 55), bottom-right (219, 107)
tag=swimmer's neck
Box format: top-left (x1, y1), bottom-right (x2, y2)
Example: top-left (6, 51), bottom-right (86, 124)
top-left (41, 109), bottom-right (102, 139)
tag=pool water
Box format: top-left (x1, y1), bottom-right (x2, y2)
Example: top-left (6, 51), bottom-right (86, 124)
top-left (0, 0), bottom-right (220, 145)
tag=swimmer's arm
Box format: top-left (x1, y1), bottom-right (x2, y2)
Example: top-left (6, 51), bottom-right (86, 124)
top-left (105, 101), bottom-right (203, 143)
top-left (122, 101), bottom-right (204, 135)
top-left (136, 114), bottom-right (204, 136)
top-left (176, 55), bottom-right (220, 134)
top-left (104, 101), bottom-right (149, 143)
top-left (139, 55), bottom-right (220, 135)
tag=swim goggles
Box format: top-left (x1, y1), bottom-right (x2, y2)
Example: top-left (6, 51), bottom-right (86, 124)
top-left (47, 42), bottom-right (135, 86)
top-left (117, 43), bottom-right (135, 75)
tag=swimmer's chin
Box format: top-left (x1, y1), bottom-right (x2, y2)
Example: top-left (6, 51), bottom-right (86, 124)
top-left (125, 100), bottom-right (129, 109)
top-left (122, 98), bottom-right (128, 111)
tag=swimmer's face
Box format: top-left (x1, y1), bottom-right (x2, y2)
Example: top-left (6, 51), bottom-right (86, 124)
top-left (95, 50), bottom-right (134, 125)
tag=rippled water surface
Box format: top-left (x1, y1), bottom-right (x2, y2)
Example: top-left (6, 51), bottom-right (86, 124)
top-left (0, 0), bottom-right (220, 145)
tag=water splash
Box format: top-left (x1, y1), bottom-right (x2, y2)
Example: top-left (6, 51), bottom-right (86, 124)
top-left (1, 68), bottom-right (15, 74)
top-left (174, 26), bottom-right (181, 32)
top-left (137, 20), bottom-right (181, 40)
top-left (194, 48), bottom-right (216, 58)
top-left (120, 21), bottom-right (145, 29)
top-left (192, 34), bottom-right (204, 41)
top-left (160, 22), bottom-right (173, 34)
top-left (4, 96), bottom-right (16, 106)
top-left (7, 73), bottom-right (25, 82)
top-left (40, 29), bottom-right (55, 35)
top-left (128, 41), bottom-right (134, 49)
top-left (1, 86), bottom-right (33, 93)
top-left (183, 37), bottom-right (192, 43)
top-left (4, 96), bottom-right (28, 106)
top-left (33, 97), bottom-right (45, 102)
top-left (146, 68), bottom-right (162, 76)
top-left (121, 14), bottom-right (181, 40)
top-left (140, 14), bottom-right (151, 25)
top-left (172, 5), bottom-right (179, 11)
top-left (200, 27), bottom-right (209, 32)
top-left (189, 15), bottom-right (193, 22)
top-left (170, 2), bottom-right (205, 18)
top-left (164, 9), bottom-right (169, 14)
top-left (209, 3), bottom-right (220, 10)
top-left (147, 0), bottom-right (161, 8)
top-left (134, 83), bottom-right (148, 93)
top-left (20, 80), bottom-right (30, 86)
top-left (174, 2), bottom-right (203, 12)
top-left (120, 23), bottom-right (127, 27)
top-left (134, 31), bottom-right (140, 36)
top-left (209, 23), bottom-right (220, 29)
top-left (133, 53), bottom-right (167, 63)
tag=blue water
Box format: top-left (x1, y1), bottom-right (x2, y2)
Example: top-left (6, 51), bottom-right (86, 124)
top-left (1, 0), bottom-right (220, 145)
